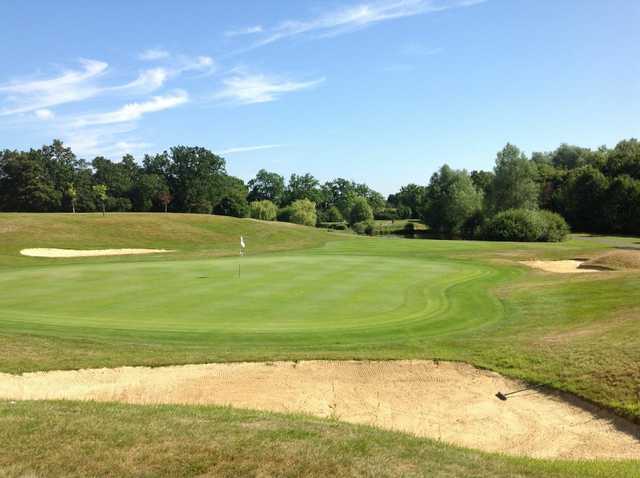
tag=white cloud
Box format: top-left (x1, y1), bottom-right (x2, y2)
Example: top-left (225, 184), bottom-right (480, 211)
top-left (34, 109), bottom-right (55, 120)
top-left (0, 59), bottom-right (108, 115)
top-left (214, 72), bottom-right (324, 105)
top-left (113, 68), bottom-right (169, 93)
top-left (225, 25), bottom-right (264, 37)
top-left (74, 90), bottom-right (188, 126)
top-left (220, 144), bottom-right (282, 154)
top-left (244, 0), bottom-right (485, 47)
top-left (175, 55), bottom-right (216, 75)
top-left (139, 49), bottom-right (170, 61)
top-left (62, 123), bottom-right (148, 159)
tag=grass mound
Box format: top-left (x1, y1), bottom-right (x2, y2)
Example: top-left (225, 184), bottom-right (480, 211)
top-left (584, 250), bottom-right (640, 270)
top-left (0, 213), bottom-right (337, 266)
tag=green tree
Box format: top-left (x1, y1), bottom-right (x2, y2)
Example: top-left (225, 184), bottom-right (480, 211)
top-left (213, 176), bottom-right (249, 218)
top-left (66, 184), bottom-right (77, 213)
top-left (422, 165), bottom-right (483, 237)
top-left (349, 196), bottom-right (374, 225)
top-left (0, 149), bottom-right (61, 211)
top-left (249, 200), bottom-right (278, 221)
top-left (488, 143), bottom-right (539, 212)
top-left (388, 184), bottom-right (426, 218)
top-left (324, 206), bottom-right (344, 223)
top-left (288, 199), bottom-right (317, 227)
top-left (283, 173), bottom-right (321, 205)
top-left (247, 169), bottom-right (285, 205)
top-left (92, 184), bottom-right (108, 216)
top-left (556, 166), bottom-right (609, 232)
top-left (168, 146), bottom-right (227, 213)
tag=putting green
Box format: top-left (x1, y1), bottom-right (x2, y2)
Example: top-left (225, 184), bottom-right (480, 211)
top-left (0, 243), bottom-right (505, 342)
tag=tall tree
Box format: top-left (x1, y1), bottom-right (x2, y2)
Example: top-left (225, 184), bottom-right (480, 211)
top-left (488, 144), bottom-right (539, 212)
top-left (422, 165), bottom-right (483, 237)
top-left (283, 173), bottom-right (321, 205)
top-left (247, 169), bottom-right (285, 205)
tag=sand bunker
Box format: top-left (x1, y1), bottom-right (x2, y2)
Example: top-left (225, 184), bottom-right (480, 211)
top-left (20, 248), bottom-right (172, 258)
top-left (521, 260), bottom-right (602, 274)
top-left (1, 360), bottom-right (638, 459)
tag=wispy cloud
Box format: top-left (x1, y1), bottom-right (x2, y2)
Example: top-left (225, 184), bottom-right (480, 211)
top-left (225, 25), bottom-right (264, 37)
top-left (64, 124), bottom-right (153, 159)
top-left (34, 108), bottom-right (55, 120)
top-left (112, 67), bottom-right (169, 93)
top-left (241, 0), bottom-right (485, 48)
top-left (139, 48), bottom-right (170, 61)
top-left (214, 71), bottom-right (324, 105)
top-left (220, 144), bottom-right (282, 154)
top-left (73, 90), bottom-right (188, 126)
top-left (0, 59), bottom-right (107, 115)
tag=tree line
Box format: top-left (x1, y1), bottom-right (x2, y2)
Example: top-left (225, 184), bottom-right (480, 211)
top-left (388, 139), bottom-right (640, 238)
top-left (1, 138), bottom-right (639, 238)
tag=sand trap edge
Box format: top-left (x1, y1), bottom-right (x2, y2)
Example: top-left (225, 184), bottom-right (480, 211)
top-left (20, 248), bottom-right (173, 258)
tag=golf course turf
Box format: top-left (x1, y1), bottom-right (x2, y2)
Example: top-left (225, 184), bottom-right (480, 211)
top-left (0, 213), bottom-right (638, 477)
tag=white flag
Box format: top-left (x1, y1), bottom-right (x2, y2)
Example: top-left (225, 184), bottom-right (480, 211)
top-left (240, 236), bottom-right (245, 249)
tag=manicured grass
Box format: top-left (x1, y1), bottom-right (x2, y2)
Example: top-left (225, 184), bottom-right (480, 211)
top-left (1, 401), bottom-right (638, 478)
top-left (0, 213), bottom-right (639, 476)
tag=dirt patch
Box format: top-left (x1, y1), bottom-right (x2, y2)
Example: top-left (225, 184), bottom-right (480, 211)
top-left (1, 360), bottom-right (638, 459)
top-left (584, 250), bottom-right (640, 271)
top-left (20, 248), bottom-right (172, 258)
top-left (521, 260), bottom-right (603, 274)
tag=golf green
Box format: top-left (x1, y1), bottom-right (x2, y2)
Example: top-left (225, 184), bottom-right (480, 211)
top-left (0, 245), bottom-right (501, 338)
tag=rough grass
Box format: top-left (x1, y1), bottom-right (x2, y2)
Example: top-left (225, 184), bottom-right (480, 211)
top-left (585, 250), bottom-right (640, 270)
top-left (0, 401), bottom-right (637, 478)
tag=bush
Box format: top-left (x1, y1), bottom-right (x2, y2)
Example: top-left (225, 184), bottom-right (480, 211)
top-left (483, 209), bottom-right (569, 242)
top-left (537, 210), bottom-right (571, 242)
top-left (351, 220), bottom-right (374, 235)
top-left (189, 200), bottom-right (213, 214)
top-left (324, 206), bottom-right (344, 223)
top-left (403, 222), bottom-right (416, 234)
top-left (249, 200), bottom-right (277, 221)
top-left (319, 221), bottom-right (348, 231)
top-left (106, 197), bottom-right (132, 212)
top-left (349, 196), bottom-right (373, 225)
top-left (374, 208), bottom-right (399, 221)
top-left (277, 206), bottom-right (292, 222)
top-left (288, 199), bottom-right (317, 227)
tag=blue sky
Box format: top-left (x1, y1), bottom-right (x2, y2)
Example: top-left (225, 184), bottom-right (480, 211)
top-left (0, 0), bottom-right (638, 195)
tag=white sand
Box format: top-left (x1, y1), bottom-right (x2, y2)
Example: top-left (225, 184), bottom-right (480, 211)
top-left (1, 360), bottom-right (638, 459)
top-left (20, 248), bottom-right (172, 258)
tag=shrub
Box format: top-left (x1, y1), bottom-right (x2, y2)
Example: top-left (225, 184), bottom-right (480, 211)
top-left (374, 208), bottom-right (399, 221)
top-left (349, 196), bottom-right (373, 225)
top-left (288, 199), bottom-right (317, 227)
top-left (249, 200), bottom-right (278, 221)
top-left (483, 209), bottom-right (569, 242)
top-left (189, 200), bottom-right (213, 214)
top-left (319, 221), bottom-right (348, 231)
top-left (277, 206), bottom-right (292, 222)
top-left (537, 210), bottom-right (570, 242)
top-left (403, 222), bottom-right (416, 234)
top-left (324, 206), bottom-right (344, 223)
top-left (351, 220), bottom-right (374, 235)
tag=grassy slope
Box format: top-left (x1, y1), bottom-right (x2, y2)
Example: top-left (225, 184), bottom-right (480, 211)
top-left (1, 401), bottom-right (637, 478)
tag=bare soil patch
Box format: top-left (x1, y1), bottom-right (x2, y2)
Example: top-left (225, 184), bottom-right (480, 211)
top-left (20, 248), bottom-right (172, 258)
top-left (1, 360), bottom-right (638, 459)
top-left (521, 259), bottom-right (603, 274)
